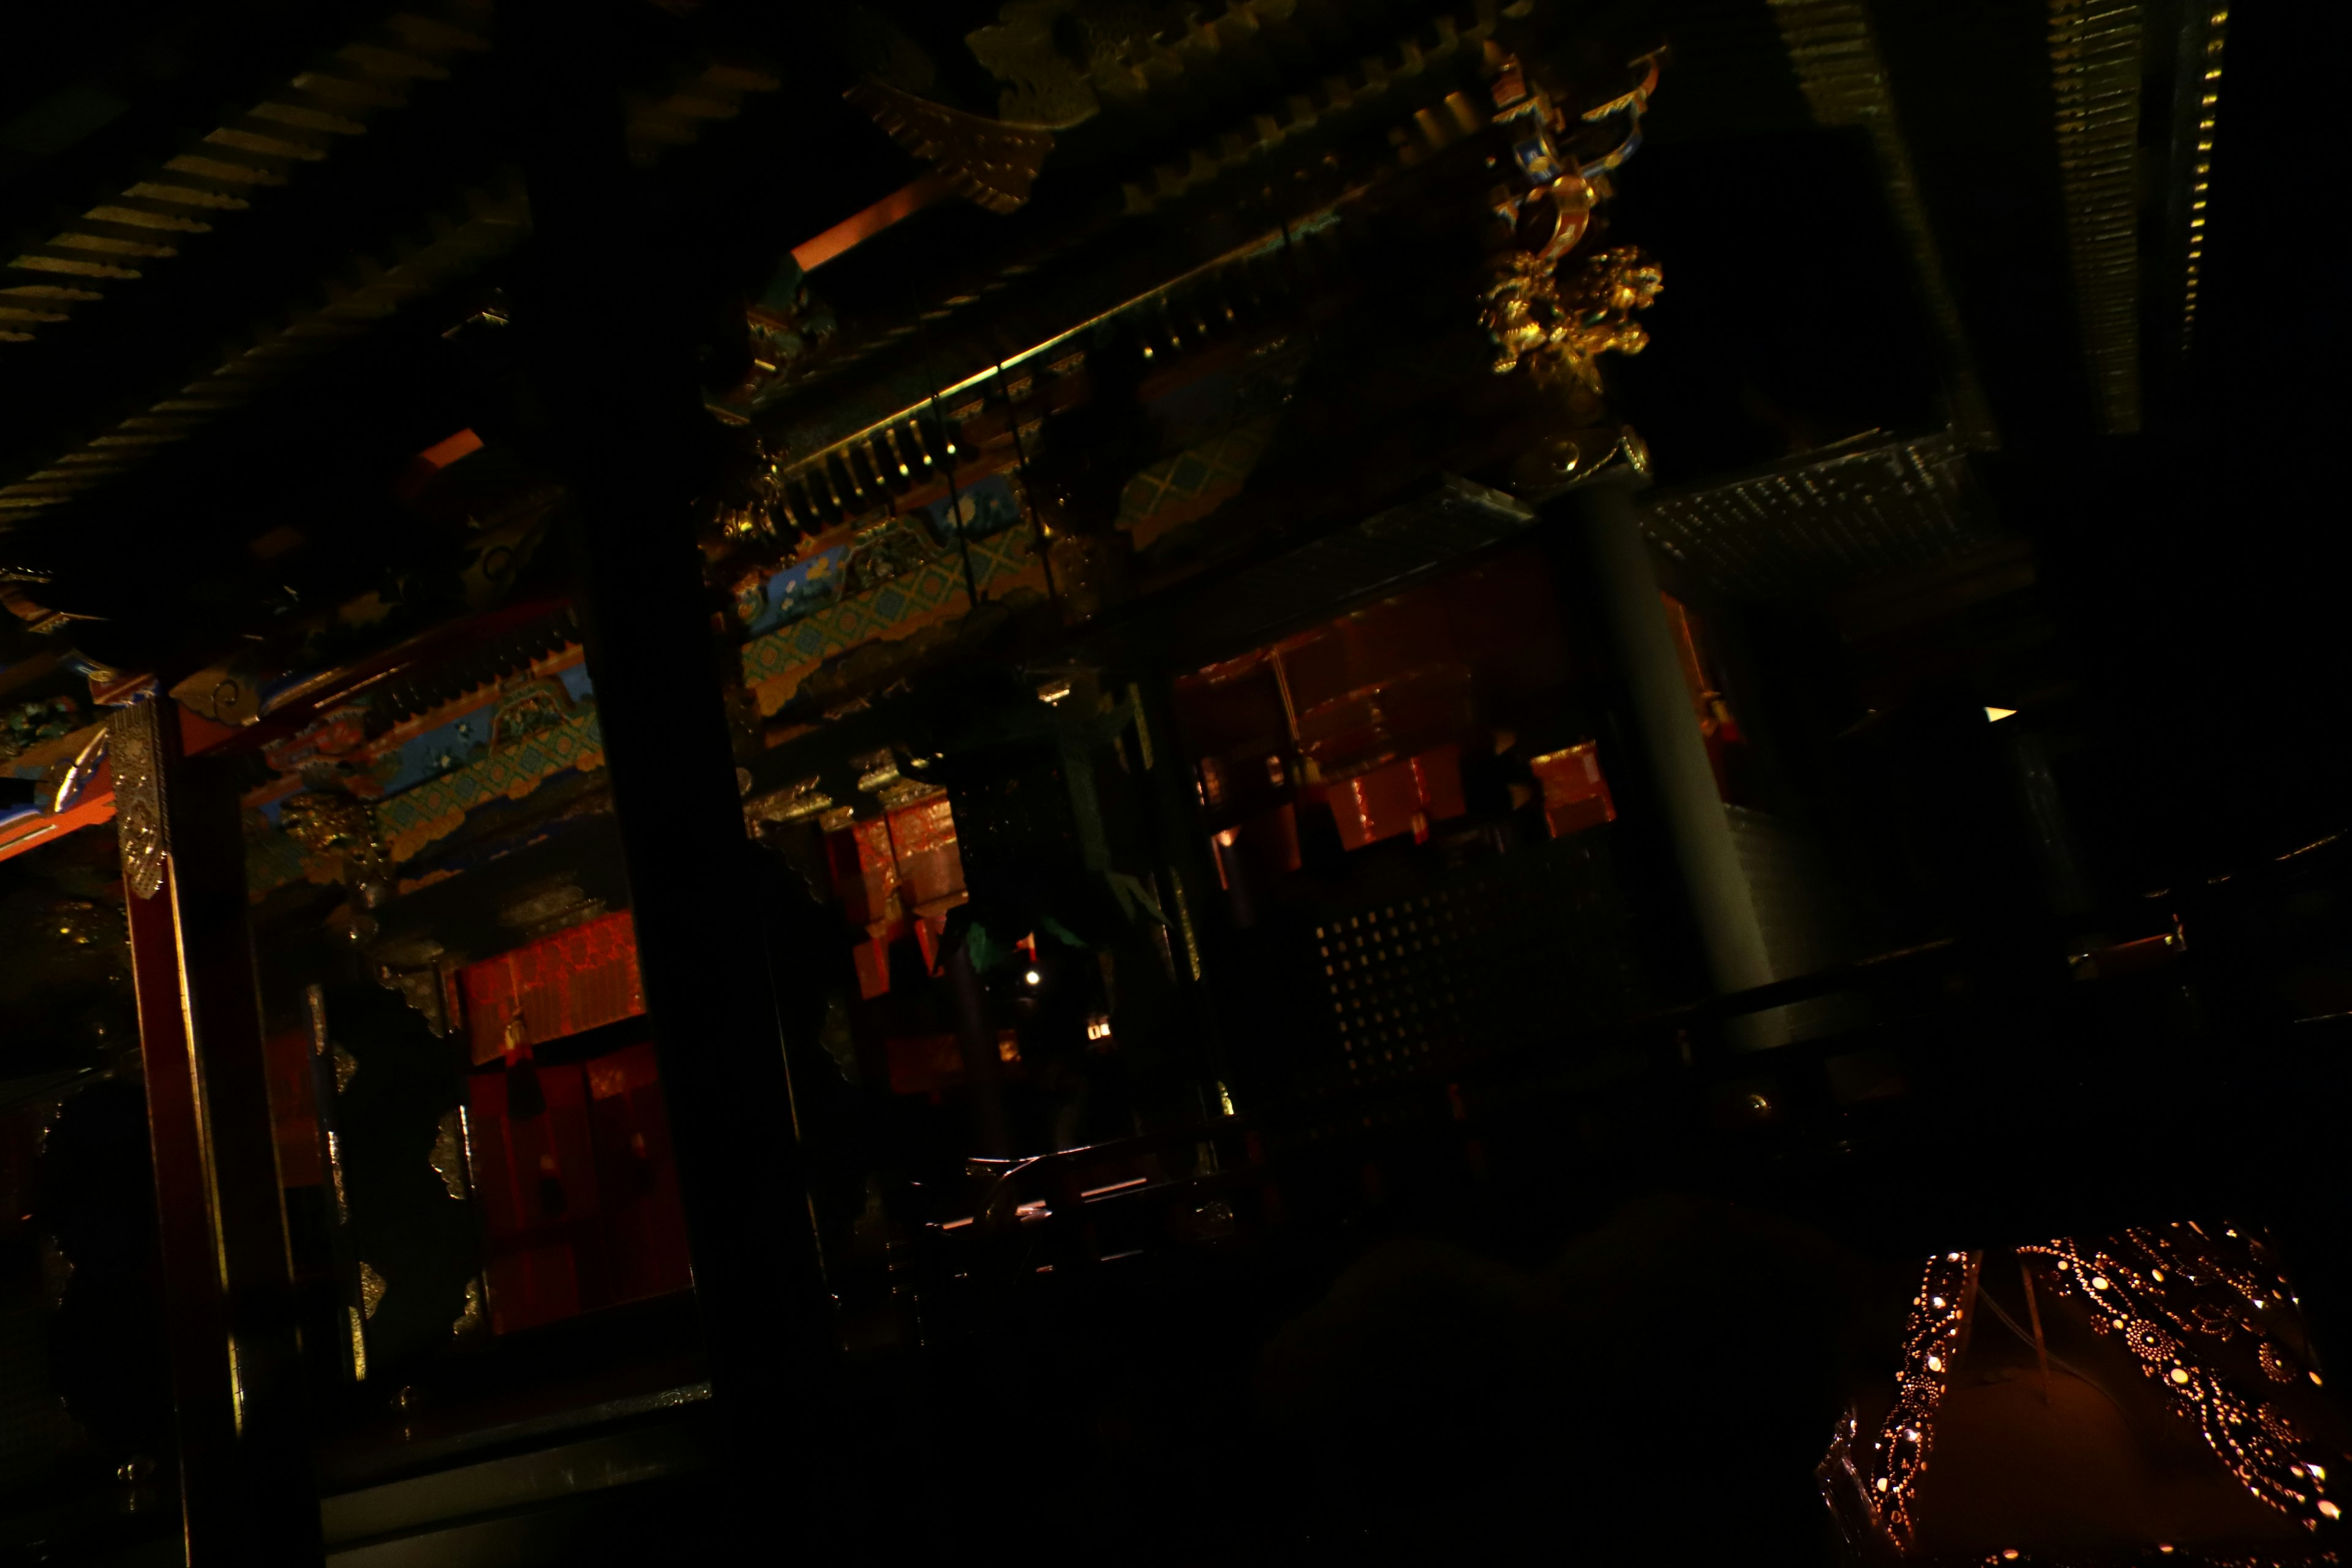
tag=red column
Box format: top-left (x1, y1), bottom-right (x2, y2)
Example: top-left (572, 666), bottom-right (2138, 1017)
top-left (113, 698), bottom-right (318, 1564)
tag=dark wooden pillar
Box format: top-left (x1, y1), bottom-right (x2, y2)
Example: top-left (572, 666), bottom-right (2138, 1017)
top-left (112, 697), bottom-right (319, 1564)
top-left (505, 0), bottom-right (846, 1541)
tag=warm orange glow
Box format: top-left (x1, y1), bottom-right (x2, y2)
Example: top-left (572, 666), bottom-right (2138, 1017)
top-left (0, 761), bottom-right (116, 866)
top-left (394, 428), bottom-right (484, 499)
top-left (1080, 1176), bottom-right (1147, 1199)
top-left (791, 174), bottom-right (953, 273)
top-left (417, 427), bottom-right (483, 471)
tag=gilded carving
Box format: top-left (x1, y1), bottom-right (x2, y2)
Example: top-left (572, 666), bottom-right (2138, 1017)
top-left (281, 789), bottom-right (388, 883)
top-left (328, 1130), bottom-right (350, 1225)
top-left (388, 969), bottom-right (446, 1033)
top-left (1484, 246), bottom-right (1662, 499)
top-left (358, 1261), bottom-right (387, 1321)
top-left (495, 879), bottom-right (605, 940)
top-left (1482, 246), bottom-right (1663, 393)
top-left (108, 701), bottom-right (168, 900)
top-left (374, 948), bottom-right (449, 1038)
top-left (451, 1276), bottom-right (485, 1340)
top-left (846, 79), bottom-right (1055, 214)
top-left (746, 774), bottom-right (835, 829)
top-left (429, 1109), bottom-right (470, 1201)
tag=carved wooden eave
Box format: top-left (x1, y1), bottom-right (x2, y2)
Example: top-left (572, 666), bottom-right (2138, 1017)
top-left (0, 6), bottom-right (500, 519)
top-left (0, 25), bottom-right (780, 526)
top-left (1, 7), bottom-right (496, 356)
top-left (847, 78), bottom-right (1058, 216)
top-left (725, 0), bottom-right (1653, 566)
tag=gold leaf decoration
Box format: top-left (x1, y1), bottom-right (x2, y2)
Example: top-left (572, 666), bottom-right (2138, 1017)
top-left (358, 1261), bottom-right (387, 1321)
top-left (429, 1109), bottom-right (469, 1200)
top-left (1482, 246), bottom-right (1662, 393)
top-left (281, 790), bottom-right (387, 880)
top-left (108, 702), bottom-right (168, 900)
top-left (452, 1276), bottom-right (485, 1340)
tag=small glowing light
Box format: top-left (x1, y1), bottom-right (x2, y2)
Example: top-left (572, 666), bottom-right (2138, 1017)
top-left (2312, 1371), bottom-right (2325, 1387)
top-left (1085, 1014), bottom-right (1113, 1041)
top-left (2092, 1276), bottom-right (2110, 1291)
top-left (2171, 1368), bottom-right (2192, 1385)
top-left (1931, 1297), bottom-right (1947, 1308)
top-left (2323, 1501), bottom-right (2343, 1521)
top-left (1926, 1355), bottom-right (1943, 1373)
top-left (1023, 969), bottom-right (1042, 986)
top-left (1985, 707), bottom-right (2018, 722)
top-left (2158, 1546), bottom-right (2175, 1555)
top-left (898, 462), bottom-right (910, 476)
top-left (2313, 1464), bottom-right (2329, 1482)
top-left (1876, 1478), bottom-right (1889, 1493)
top-left (2003, 1552), bottom-right (2021, 1561)
top-left (2152, 1270), bottom-right (2165, 1282)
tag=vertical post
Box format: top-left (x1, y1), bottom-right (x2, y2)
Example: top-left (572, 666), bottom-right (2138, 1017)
top-left (946, 949), bottom-right (1012, 1159)
top-left (1552, 478), bottom-right (1777, 1006)
top-left (505, 0), bottom-right (844, 1541)
top-left (112, 698), bottom-right (318, 1564)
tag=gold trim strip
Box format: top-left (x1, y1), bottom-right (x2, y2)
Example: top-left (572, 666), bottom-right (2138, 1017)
top-left (2177, 6), bottom-right (2226, 350)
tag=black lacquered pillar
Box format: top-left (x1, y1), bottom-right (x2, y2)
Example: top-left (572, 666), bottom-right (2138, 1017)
top-left (113, 698), bottom-right (320, 1564)
top-left (505, 0), bottom-right (845, 1542)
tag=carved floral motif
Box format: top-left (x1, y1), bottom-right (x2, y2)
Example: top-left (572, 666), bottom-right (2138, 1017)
top-left (108, 702), bottom-right (167, 900)
top-left (1482, 246), bottom-right (1664, 392)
